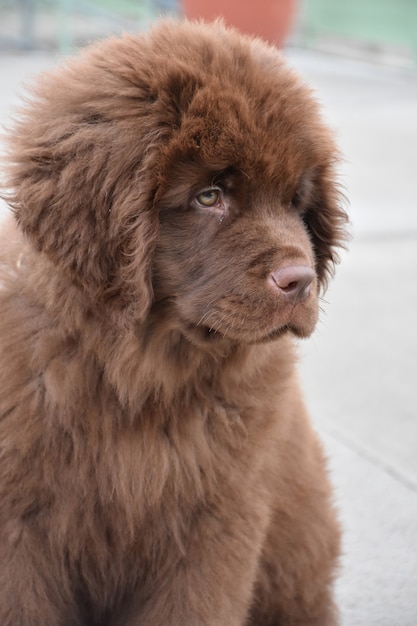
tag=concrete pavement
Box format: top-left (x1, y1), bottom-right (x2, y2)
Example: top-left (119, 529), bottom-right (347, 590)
top-left (1, 43), bottom-right (417, 625)
top-left (288, 49), bottom-right (417, 626)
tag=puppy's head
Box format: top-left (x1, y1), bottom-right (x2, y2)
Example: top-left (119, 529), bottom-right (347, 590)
top-left (4, 20), bottom-right (347, 341)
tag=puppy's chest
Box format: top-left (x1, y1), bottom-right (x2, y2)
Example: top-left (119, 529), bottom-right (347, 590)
top-left (110, 397), bottom-right (251, 506)
top-left (57, 402), bottom-right (245, 554)
top-left (86, 392), bottom-right (271, 535)
top-left (51, 385), bottom-right (280, 599)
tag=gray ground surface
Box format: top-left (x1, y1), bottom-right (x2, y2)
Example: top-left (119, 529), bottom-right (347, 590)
top-left (289, 49), bottom-right (417, 626)
top-left (1, 43), bottom-right (417, 625)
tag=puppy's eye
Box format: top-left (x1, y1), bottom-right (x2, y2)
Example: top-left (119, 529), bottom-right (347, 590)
top-left (195, 189), bottom-right (221, 207)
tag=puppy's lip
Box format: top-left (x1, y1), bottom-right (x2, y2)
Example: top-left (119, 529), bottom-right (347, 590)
top-left (184, 320), bottom-right (296, 347)
top-left (254, 325), bottom-right (291, 343)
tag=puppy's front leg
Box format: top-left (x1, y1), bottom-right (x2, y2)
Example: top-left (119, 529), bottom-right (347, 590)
top-left (0, 532), bottom-right (79, 626)
top-left (119, 503), bottom-right (268, 626)
top-left (246, 419), bottom-right (341, 626)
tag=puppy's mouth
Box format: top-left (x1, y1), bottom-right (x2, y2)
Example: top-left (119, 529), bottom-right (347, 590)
top-left (202, 326), bottom-right (223, 341)
top-left (180, 293), bottom-right (318, 348)
top-left (186, 323), bottom-right (225, 344)
top-left (184, 321), bottom-right (293, 347)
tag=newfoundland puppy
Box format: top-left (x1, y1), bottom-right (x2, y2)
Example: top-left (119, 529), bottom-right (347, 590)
top-left (0, 19), bottom-right (347, 626)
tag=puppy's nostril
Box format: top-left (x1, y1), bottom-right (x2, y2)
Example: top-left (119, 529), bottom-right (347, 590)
top-left (282, 280), bottom-right (298, 293)
top-left (270, 265), bottom-right (314, 304)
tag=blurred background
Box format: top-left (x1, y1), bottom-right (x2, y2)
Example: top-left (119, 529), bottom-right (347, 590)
top-left (0, 0), bottom-right (416, 61)
top-left (1, 1), bottom-right (416, 624)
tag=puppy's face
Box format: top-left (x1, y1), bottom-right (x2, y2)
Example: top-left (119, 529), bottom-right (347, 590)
top-left (5, 21), bottom-right (347, 341)
top-left (151, 60), bottom-right (346, 348)
top-left (154, 166), bottom-right (318, 346)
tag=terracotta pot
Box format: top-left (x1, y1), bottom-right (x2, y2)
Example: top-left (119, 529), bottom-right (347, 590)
top-left (182, 0), bottom-right (297, 46)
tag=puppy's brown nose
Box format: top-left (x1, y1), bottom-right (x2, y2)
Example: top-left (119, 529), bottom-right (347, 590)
top-left (270, 265), bottom-right (314, 304)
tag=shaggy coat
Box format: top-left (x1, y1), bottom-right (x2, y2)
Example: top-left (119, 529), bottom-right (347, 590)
top-left (0, 20), bottom-right (347, 626)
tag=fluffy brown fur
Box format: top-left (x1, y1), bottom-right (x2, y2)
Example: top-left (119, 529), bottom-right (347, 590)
top-left (0, 20), bottom-right (347, 626)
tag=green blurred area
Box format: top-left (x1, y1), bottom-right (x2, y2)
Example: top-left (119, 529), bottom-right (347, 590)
top-left (0, 0), bottom-right (416, 64)
top-left (305, 0), bottom-right (417, 57)
top-left (0, 0), bottom-right (178, 52)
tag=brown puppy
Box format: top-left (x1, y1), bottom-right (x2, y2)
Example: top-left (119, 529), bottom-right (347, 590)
top-left (0, 20), bottom-right (347, 626)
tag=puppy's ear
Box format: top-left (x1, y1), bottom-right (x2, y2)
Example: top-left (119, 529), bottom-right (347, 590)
top-left (305, 164), bottom-right (349, 292)
top-left (3, 46), bottom-right (167, 326)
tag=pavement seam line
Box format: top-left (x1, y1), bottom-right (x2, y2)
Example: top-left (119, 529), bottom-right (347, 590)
top-left (318, 421), bottom-right (417, 495)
